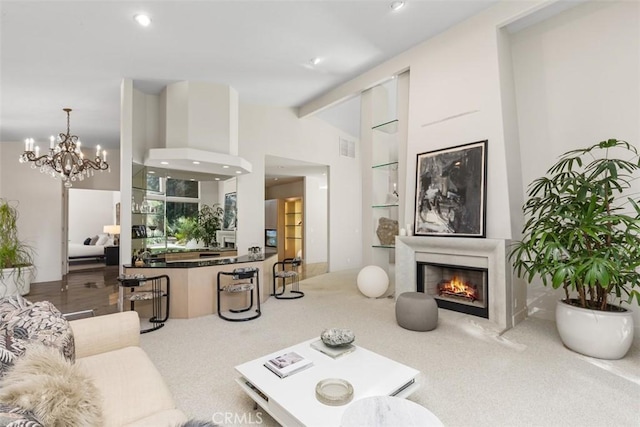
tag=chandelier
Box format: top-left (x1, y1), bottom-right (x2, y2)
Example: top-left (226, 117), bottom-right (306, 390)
top-left (18, 108), bottom-right (109, 188)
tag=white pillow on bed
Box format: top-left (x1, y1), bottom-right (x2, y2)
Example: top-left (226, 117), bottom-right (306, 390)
top-left (95, 235), bottom-right (109, 246)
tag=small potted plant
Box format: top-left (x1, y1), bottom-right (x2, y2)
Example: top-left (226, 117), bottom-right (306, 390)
top-left (0, 198), bottom-right (35, 296)
top-left (510, 139), bottom-right (639, 359)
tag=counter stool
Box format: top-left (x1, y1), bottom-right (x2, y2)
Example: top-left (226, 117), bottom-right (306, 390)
top-left (217, 267), bottom-right (261, 321)
top-left (272, 258), bottom-right (304, 299)
top-left (117, 274), bottom-right (170, 333)
top-left (396, 291), bottom-right (438, 331)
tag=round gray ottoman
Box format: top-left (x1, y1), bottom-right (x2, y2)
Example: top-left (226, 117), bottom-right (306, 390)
top-left (396, 292), bottom-right (438, 331)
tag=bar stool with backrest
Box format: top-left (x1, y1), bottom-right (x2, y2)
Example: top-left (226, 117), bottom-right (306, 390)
top-left (117, 274), bottom-right (170, 333)
top-left (272, 257), bottom-right (304, 299)
top-left (217, 267), bottom-right (261, 321)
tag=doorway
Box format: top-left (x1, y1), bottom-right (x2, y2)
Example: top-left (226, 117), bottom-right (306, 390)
top-left (264, 155), bottom-right (328, 278)
top-left (64, 188), bottom-right (120, 273)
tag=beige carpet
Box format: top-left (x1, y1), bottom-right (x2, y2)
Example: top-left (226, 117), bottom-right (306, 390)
top-left (139, 269), bottom-right (640, 427)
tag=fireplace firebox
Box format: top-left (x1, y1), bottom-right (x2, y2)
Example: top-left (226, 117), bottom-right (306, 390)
top-left (417, 262), bottom-right (488, 319)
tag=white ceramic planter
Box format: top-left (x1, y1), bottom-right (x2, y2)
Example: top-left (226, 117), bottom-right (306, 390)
top-left (0, 266), bottom-right (34, 297)
top-left (555, 300), bottom-right (634, 359)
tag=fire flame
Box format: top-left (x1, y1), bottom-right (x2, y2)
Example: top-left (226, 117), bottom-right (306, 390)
top-left (440, 276), bottom-right (477, 299)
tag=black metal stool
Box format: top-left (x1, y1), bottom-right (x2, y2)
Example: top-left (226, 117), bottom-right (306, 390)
top-left (217, 267), bottom-right (261, 321)
top-left (272, 258), bottom-right (304, 299)
top-left (117, 274), bottom-right (170, 333)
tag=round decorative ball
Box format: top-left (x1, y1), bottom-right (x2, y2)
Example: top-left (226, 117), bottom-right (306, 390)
top-left (356, 265), bottom-right (389, 298)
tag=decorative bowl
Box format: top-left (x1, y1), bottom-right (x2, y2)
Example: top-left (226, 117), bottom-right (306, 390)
top-left (315, 378), bottom-right (354, 406)
top-left (320, 328), bottom-right (355, 347)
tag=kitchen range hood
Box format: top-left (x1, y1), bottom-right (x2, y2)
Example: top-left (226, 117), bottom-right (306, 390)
top-left (144, 81), bottom-right (251, 179)
top-left (145, 147), bottom-right (251, 178)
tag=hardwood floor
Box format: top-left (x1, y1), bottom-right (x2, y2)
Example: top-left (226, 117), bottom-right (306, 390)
top-left (26, 266), bottom-right (120, 317)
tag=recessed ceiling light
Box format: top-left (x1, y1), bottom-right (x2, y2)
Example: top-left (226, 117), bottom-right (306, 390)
top-left (134, 14), bottom-right (152, 27)
top-left (309, 57), bottom-right (321, 66)
top-left (215, 178), bottom-right (220, 181)
top-left (274, 178), bottom-right (279, 181)
top-left (235, 171), bottom-right (242, 174)
top-left (160, 161), bottom-right (169, 165)
top-left (222, 165), bottom-right (229, 169)
top-left (390, 1), bottom-right (405, 11)
top-left (192, 161), bottom-right (200, 165)
top-left (148, 171), bottom-right (155, 174)
top-left (190, 178), bottom-right (195, 181)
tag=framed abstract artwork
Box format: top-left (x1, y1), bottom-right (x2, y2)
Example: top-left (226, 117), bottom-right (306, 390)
top-left (414, 140), bottom-right (487, 237)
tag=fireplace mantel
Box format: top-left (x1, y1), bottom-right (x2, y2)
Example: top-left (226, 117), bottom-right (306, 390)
top-left (396, 236), bottom-right (525, 332)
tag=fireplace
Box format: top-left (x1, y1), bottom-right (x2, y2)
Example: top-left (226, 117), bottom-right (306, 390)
top-left (417, 262), bottom-right (488, 319)
top-left (395, 236), bottom-right (527, 332)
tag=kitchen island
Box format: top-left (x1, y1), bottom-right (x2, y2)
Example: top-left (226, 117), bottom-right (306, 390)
top-left (123, 254), bottom-right (277, 319)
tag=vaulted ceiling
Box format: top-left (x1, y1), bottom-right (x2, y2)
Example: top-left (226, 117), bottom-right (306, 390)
top-left (1, 1), bottom-right (497, 151)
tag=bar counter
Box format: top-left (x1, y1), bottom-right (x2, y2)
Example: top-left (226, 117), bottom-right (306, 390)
top-left (123, 254), bottom-right (277, 319)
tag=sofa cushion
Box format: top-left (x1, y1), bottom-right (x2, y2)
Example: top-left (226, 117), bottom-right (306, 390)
top-left (0, 402), bottom-right (43, 426)
top-left (124, 409), bottom-right (189, 426)
top-left (0, 343), bottom-right (102, 426)
top-left (76, 346), bottom-right (179, 426)
top-left (0, 296), bottom-right (75, 378)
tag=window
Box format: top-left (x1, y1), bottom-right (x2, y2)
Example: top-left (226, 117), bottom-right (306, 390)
top-left (167, 178), bottom-right (199, 198)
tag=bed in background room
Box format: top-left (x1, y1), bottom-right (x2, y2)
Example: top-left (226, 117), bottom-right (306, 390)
top-left (68, 234), bottom-right (114, 263)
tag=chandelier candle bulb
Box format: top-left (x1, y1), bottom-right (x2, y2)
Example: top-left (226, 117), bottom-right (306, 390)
top-left (49, 136), bottom-right (54, 149)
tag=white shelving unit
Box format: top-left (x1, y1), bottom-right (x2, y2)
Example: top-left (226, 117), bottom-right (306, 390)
top-left (362, 73), bottom-right (409, 284)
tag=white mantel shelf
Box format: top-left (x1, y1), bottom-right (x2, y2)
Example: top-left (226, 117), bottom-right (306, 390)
top-left (395, 236), bottom-right (525, 332)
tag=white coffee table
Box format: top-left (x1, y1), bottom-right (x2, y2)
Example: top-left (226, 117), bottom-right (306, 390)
top-left (235, 338), bottom-right (421, 427)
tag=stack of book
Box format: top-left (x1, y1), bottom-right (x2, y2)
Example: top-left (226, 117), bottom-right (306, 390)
top-left (264, 351), bottom-right (313, 378)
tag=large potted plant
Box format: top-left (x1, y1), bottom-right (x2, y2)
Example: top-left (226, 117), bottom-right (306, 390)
top-left (192, 204), bottom-right (224, 248)
top-left (0, 198), bottom-right (35, 296)
top-left (510, 139), bottom-right (639, 359)
top-left (175, 204), bottom-right (224, 248)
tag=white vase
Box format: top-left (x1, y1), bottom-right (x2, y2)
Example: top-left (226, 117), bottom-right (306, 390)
top-left (555, 299), bottom-right (634, 359)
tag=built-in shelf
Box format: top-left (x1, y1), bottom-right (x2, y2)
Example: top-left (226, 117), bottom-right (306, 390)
top-left (284, 198), bottom-right (303, 259)
top-left (372, 119), bottom-right (399, 134)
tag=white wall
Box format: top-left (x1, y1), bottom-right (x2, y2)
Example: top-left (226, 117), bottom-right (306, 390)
top-left (0, 141), bottom-right (63, 282)
top-left (265, 199), bottom-right (277, 229)
top-left (304, 175), bottom-right (328, 264)
top-left (239, 105), bottom-right (361, 271)
top-left (200, 181), bottom-right (219, 207)
top-left (510, 0), bottom-right (640, 334)
top-left (68, 189), bottom-right (120, 244)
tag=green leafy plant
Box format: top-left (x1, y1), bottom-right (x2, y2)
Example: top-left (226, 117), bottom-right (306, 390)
top-left (0, 198), bottom-right (35, 277)
top-left (173, 216), bottom-right (199, 244)
top-left (192, 204), bottom-right (224, 247)
top-left (173, 204), bottom-right (224, 247)
top-left (510, 139), bottom-right (640, 311)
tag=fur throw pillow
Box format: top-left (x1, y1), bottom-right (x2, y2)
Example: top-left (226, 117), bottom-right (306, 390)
top-left (0, 344), bottom-right (103, 427)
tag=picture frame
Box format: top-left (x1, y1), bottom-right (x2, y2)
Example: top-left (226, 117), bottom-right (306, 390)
top-left (223, 192), bottom-right (237, 230)
top-left (414, 140), bottom-right (487, 237)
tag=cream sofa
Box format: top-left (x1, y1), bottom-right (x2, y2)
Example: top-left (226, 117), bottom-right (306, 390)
top-left (70, 311), bottom-right (188, 426)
